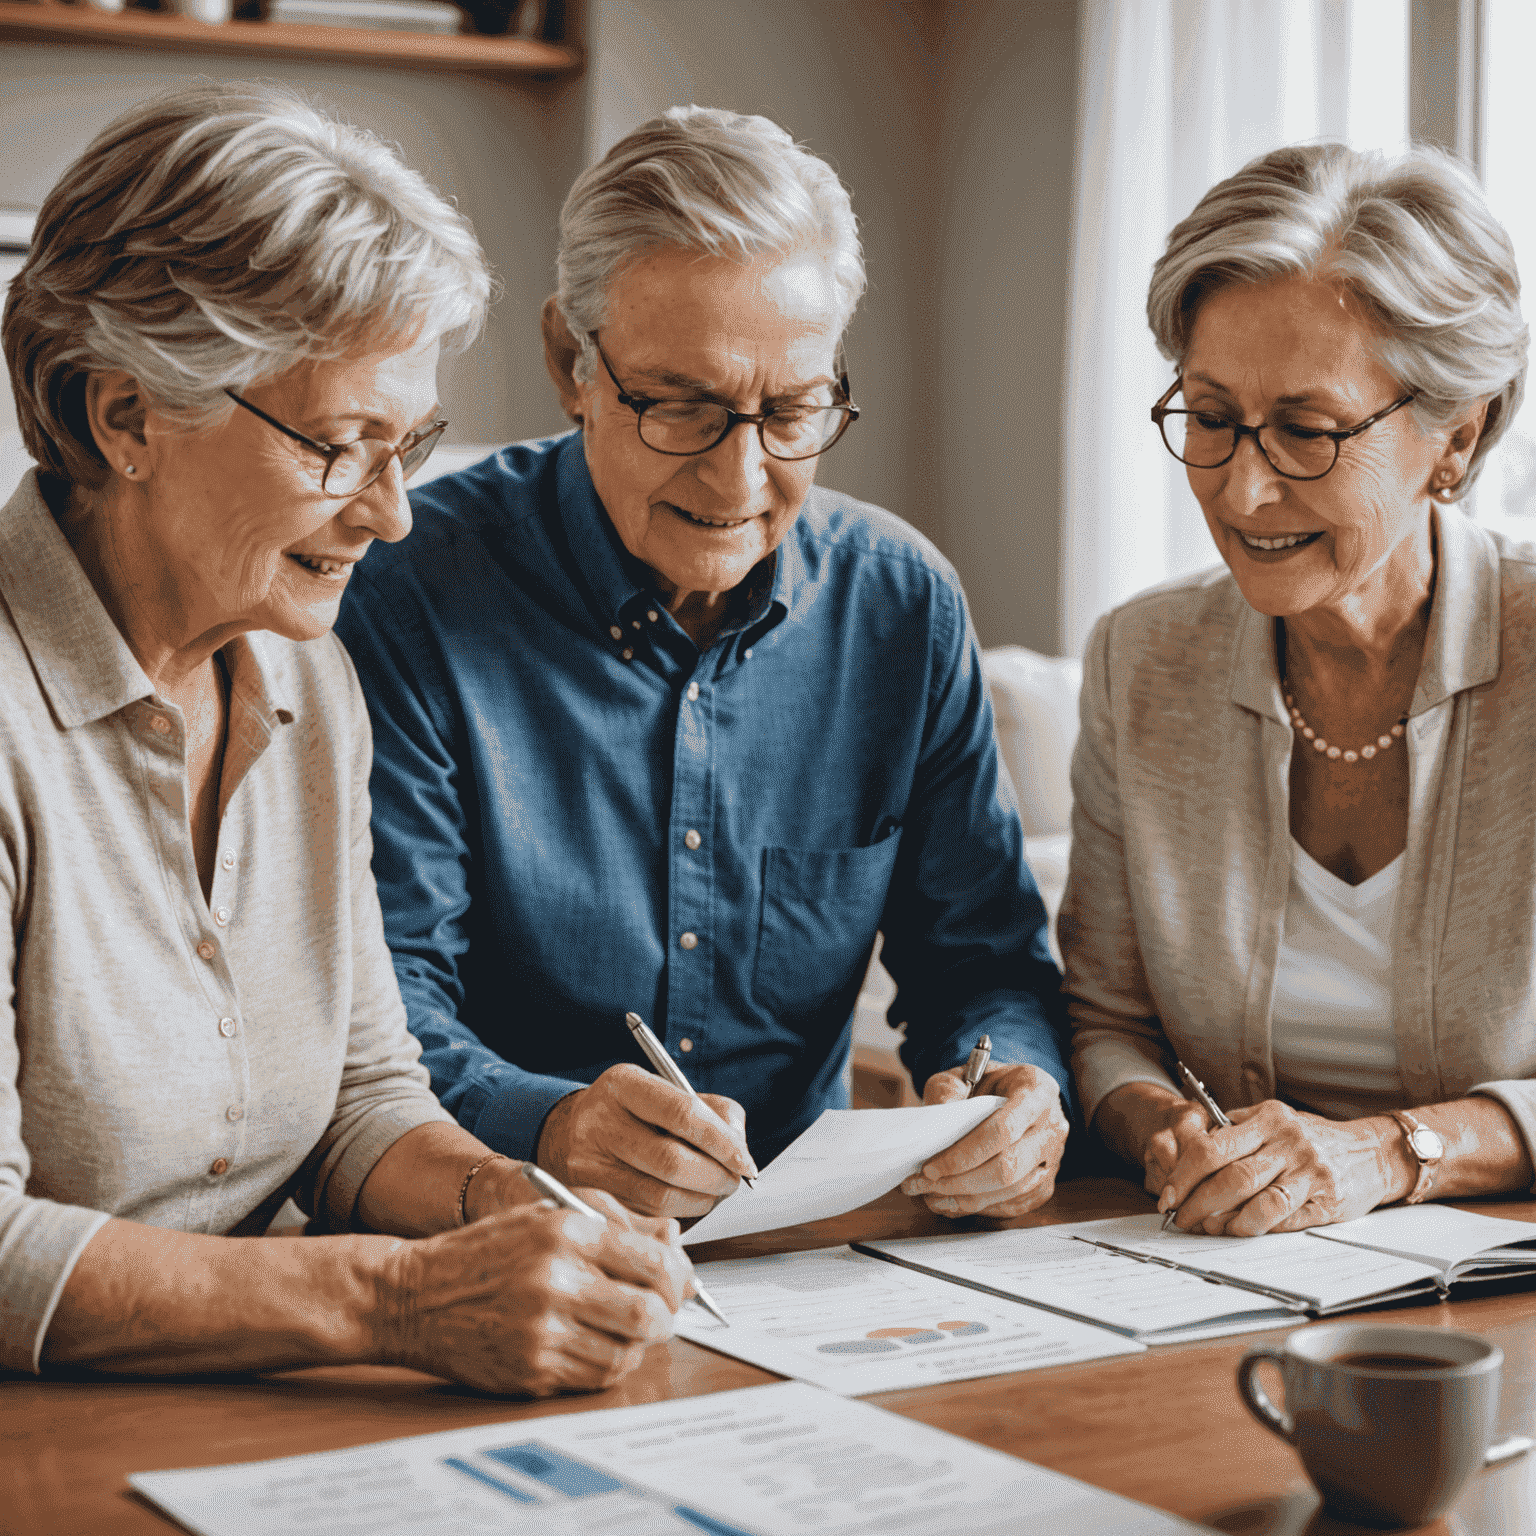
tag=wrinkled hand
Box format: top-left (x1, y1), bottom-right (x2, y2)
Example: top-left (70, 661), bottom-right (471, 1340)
top-left (899, 1062), bottom-right (1069, 1218)
top-left (1159, 1101), bottom-right (1405, 1236)
top-left (379, 1204), bottom-right (694, 1397)
top-left (1138, 1097), bottom-right (1215, 1198)
top-left (536, 1064), bottom-right (758, 1219)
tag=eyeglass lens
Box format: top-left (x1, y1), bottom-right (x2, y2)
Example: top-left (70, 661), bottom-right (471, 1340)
top-left (638, 400), bottom-right (849, 460)
top-left (1160, 410), bottom-right (1338, 478)
top-left (322, 426), bottom-right (444, 495)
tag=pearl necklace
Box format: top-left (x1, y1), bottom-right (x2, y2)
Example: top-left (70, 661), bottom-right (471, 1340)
top-left (1284, 686), bottom-right (1407, 765)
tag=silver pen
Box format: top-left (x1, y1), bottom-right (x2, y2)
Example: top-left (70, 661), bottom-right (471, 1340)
top-left (625, 1011), bottom-right (758, 1188)
top-left (1161, 1059), bottom-right (1234, 1230)
top-left (522, 1162), bottom-right (730, 1328)
top-left (963, 1034), bottom-right (992, 1098)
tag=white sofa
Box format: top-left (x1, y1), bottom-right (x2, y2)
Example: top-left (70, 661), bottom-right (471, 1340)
top-left (851, 645), bottom-right (1083, 1058)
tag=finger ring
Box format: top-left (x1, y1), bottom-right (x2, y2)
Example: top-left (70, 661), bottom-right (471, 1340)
top-left (1270, 1182), bottom-right (1293, 1209)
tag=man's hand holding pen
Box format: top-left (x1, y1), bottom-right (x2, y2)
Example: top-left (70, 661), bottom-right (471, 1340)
top-left (535, 1065), bottom-right (758, 1219)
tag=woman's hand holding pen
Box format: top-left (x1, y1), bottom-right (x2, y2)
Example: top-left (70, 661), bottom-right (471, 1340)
top-left (1155, 1101), bottom-right (1412, 1235)
top-left (536, 1064), bottom-right (757, 1219)
top-left (376, 1202), bottom-right (694, 1397)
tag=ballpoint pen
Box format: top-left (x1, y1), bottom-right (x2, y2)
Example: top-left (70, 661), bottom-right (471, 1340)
top-left (522, 1162), bottom-right (731, 1328)
top-left (625, 1011), bottom-right (758, 1188)
top-left (1161, 1059), bottom-right (1234, 1231)
top-left (963, 1034), bottom-right (992, 1098)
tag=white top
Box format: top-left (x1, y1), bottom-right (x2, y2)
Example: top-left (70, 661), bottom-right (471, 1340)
top-left (1270, 839), bottom-right (1404, 1119)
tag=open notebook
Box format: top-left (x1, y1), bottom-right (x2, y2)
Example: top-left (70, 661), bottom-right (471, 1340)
top-left (857, 1205), bottom-right (1536, 1343)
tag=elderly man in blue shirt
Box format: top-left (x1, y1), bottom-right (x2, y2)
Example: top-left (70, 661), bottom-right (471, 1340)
top-left (336, 106), bottom-right (1071, 1223)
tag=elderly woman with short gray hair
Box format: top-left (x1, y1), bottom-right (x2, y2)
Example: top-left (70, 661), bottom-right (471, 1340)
top-left (0, 82), bottom-right (691, 1391)
top-left (1062, 142), bottom-right (1536, 1235)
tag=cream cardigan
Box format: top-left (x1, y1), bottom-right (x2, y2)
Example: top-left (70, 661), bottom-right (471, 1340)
top-left (1061, 503), bottom-right (1536, 1187)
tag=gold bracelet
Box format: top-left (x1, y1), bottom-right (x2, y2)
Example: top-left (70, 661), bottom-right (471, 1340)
top-left (457, 1152), bottom-right (510, 1226)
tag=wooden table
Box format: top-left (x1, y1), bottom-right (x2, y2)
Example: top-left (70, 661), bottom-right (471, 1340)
top-left (4, 1178), bottom-right (1535, 1536)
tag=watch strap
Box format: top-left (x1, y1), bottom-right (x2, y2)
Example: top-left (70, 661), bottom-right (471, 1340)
top-left (1391, 1110), bottom-right (1438, 1205)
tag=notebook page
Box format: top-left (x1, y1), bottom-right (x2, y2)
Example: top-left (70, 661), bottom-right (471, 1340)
top-left (859, 1227), bottom-right (1302, 1335)
top-left (1067, 1214), bottom-right (1440, 1311)
top-left (1308, 1205), bottom-right (1536, 1276)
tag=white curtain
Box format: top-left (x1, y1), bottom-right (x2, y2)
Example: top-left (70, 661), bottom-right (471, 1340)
top-left (1059, 0), bottom-right (1409, 657)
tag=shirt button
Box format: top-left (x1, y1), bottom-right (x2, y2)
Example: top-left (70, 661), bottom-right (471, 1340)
top-left (221, 852), bottom-right (236, 870)
top-left (679, 931), bottom-right (699, 950)
top-left (684, 829), bottom-right (702, 850)
top-left (622, 648), bottom-right (634, 661)
top-left (743, 647), bottom-right (754, 660)
top-left (631, 619), bottom-right (642, 631)
top-left (197, 940), bottom-right (217, 961)
top-left (609, 625), bottom-right (623, 640)
top-left (687, 682), bottom-right (700, 702)
top-left (219, 1017), bottom-right (237, 1038)
top-left (150, 714), bottom-right (171, 734)
top-left (214, 907), bottom-right (230, 926)
top-left (647, 610), bottom-right (659, 623)
top-left (209, 1158), bottom-right (229, 1176)
top-left (226, 1105), bottom-right (243, 1122)
top-left (679, 1038), bottom-right (694, 1052)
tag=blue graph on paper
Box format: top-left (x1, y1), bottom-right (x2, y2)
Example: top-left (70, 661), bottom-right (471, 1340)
top-left (442, 1441), bottom-right (761, 1535)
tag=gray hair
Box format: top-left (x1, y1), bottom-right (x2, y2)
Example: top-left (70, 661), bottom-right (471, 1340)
top-left (1147, 142), bottom-right (1528, 498)
top-left (4, 81), bottom-right (493, 491)
top-left (555, 105), bottom-right (864, 384)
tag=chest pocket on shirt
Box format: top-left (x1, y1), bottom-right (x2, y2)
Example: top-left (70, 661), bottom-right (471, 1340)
top-left (753, 829), bottom-right (903, 1020)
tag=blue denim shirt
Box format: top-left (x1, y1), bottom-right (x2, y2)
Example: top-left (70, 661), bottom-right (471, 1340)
top-left (335, 432), bottom-right (1069, 1166)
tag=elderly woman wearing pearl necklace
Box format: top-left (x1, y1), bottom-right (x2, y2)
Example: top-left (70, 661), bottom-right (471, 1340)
top-left (1061, 141), bottom-right (1536, 1236)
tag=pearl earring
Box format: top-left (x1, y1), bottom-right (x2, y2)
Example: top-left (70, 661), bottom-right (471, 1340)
top-left (124, 465), bottom-right (136, 476)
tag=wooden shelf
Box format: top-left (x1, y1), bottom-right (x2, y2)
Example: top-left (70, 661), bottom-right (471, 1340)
top-left (0, 1), bottom-right (584, 80)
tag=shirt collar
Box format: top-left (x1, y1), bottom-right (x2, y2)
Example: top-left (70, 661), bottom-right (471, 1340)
top-left (555, 429), bottom-right (790, 640)
top-left (0, 470), bottom-right (297, 730)
top-left (0, 472), bottom-right (153, 729)
top-left (1227, 501), bottom-right (1502, 721)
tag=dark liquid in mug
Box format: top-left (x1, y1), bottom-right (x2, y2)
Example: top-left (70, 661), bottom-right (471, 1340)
top-left (1331, 1352), bottom-right (1450, 1372)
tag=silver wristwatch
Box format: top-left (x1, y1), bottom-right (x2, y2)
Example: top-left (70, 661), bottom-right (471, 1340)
top-left (1391, 1110), bottom-right (1444, 1204)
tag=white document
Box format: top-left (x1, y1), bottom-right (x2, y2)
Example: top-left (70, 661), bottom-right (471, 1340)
top-left (1071, 1214), bottom-right (1441, 1313)
top-left (674, 1244), bottom-right (1142, 1392)
top-left (129, 1379), bottom-right (1210, 1536)
top-left (860, 1227), bottom-right (1302, 1344)
top-left (683, 1099), bottom-right (1004, 1246)
top-left (1308, 1204), bottom-right (1536, 1281)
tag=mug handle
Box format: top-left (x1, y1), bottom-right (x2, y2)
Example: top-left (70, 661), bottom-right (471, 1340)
top-left (1237, 1346), bottom-right (1295, 1443)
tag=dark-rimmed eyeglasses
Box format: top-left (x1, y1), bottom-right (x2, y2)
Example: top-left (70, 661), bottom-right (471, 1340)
top-left (591, 334), bottom-right (859, 461)
top-left (1151, 378), bottom-right (1416, 482)
top-left (224, 389), bottom-right (449, 497)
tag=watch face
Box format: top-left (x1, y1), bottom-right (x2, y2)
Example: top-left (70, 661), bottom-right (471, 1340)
top-left (1409, 1126), bottom-right (1445, 1162)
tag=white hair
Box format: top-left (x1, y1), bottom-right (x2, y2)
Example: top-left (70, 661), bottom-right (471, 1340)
top-left (1147, 142), bottom-right (1528, 497)
top-left (4, 81), bottom-right (493, 490)
top-left (555, 105), bottom-right (864, 383)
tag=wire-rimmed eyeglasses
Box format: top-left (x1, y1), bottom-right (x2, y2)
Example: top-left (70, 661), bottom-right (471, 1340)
top-left (591, 334), bottom-right (859, 461)
top-left (1151, 378), bottom-right (1416, 482)
top-left (224, 389), bottom-right (449, 496)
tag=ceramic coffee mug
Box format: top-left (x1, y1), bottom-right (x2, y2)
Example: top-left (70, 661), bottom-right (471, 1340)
top-left (1237, 1322), bottom-right (1522, 1526)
